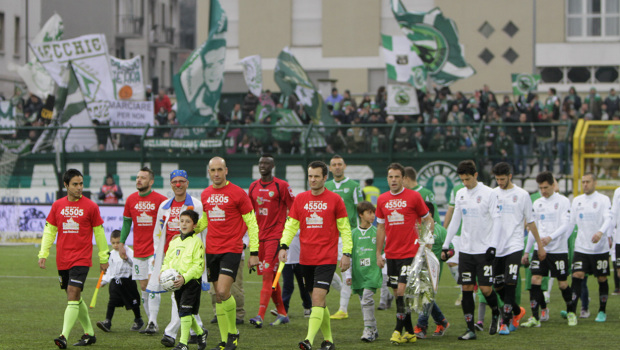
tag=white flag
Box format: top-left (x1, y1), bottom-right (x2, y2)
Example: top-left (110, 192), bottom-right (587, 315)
top-left (381, 34), bottom-right (424, 83)
top-left (238, 55), bottom-right (262, 97)
top-left (9, 14), bottom-right (63, 99)
top-left (110, 56), bottom-right (145, 101)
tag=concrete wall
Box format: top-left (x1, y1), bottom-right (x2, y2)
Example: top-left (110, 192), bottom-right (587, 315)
top-left (238, 0), bottom-right (291, 59)
top-left (322, 0), bottom-right (380, 57)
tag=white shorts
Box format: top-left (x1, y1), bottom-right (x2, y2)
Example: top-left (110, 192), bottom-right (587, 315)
top-left (133, 256), bottom-right (154, 280)
top-left (447, 236), bottom-right (460, 265)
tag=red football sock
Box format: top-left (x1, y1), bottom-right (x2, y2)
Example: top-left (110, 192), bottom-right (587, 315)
top-left (258, 269), bottom-right (274, 318)
top-left (272, 282), bottom-right (287, 316)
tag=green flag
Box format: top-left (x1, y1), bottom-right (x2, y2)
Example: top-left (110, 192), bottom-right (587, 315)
top-left (390, 0), bottom-right (474, 86)
top-left (173, 0), bottom-right (227, 135)
top-left (274, 48), bottom-right (333, 126)
top-left (381, 34), bottom-right (427, 91)
top-left (511, 73), bottom-right (541, 96)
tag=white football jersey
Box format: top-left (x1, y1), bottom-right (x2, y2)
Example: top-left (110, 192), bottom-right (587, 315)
top-left (445, 182), bottom-right (500, 255)
top-left (532, 192), bottom-right (572, 254)
top-left (570, 191), bottom-right (612, 254)
top-left (611, 187), bottom-right (620, 242)
top-left (494, 185), bottom-right (533, 257)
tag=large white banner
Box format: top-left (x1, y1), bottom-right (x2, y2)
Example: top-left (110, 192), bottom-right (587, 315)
top-left (0, 204), bottom-right (132, 245)
top-left (238, 55), bottom-right (262, 97)
top-left (386, 84), bottom-right (420, 115)
top-left (109, 100), bottom-right (154, 136)
top-left (110, 56), bottom-right (145, 101)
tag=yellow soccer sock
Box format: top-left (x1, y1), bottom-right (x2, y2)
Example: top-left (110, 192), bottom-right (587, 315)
top-left (77, 298), bottom-right (95, 335)
top-left (305, 307), bottom-right (324, 345)
top-left (190, 315), bottom-right (203, 334)
top-left (222, 295), bottom-right (237, 336)
top-left (215, 302), bottom-right (228, 343)
top-left (179, 315), bottom-right (192, 345)
top-left (321, 306), bottom-right (333, 342)
top-left (62, 301), bottom-right (80, 338)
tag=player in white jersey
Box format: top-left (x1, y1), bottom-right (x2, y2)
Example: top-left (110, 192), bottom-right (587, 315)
top-left (566, 173), bottom-right (613, 325)
top-left (491, 163), bottom-right (546, 335)
top-left (521, 172), bottom-right (574, 328)
top-left (441, 160), bottom-right (502, 340)
top-left (610, 185), bottom-right (620, 293)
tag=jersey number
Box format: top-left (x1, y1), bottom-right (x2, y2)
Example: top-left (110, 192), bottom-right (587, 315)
top-left (508, 264), bottom-right (518, 275)
top-left (597, 260), bottom-right (608, 271)
top-left (360, 258), bottom-right (371, 267)
top-left (483, 265), bottom-right (492, 277)
top-left (555, 260), bottom-right (566, 271)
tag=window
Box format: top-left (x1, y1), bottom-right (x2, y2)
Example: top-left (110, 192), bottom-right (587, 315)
top-left (567, 0), bottom-right (620, 39)
top-left (0, 13), bottom-right (4, 51)
top-left (14, 16), bottom-right (19, 55)
top-left (292, 0), bottom-right (321, 46)
top-left (539, 66), bottom-right (619, 84)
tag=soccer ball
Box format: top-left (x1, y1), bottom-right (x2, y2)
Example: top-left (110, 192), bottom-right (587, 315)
top-left (160, 268), bottom-right (181, 291)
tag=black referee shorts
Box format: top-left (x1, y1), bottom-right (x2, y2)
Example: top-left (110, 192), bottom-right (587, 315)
top-left (175, 278), bottom-right (202, 317)
top-left (58, 266), bottom-right (89, 291)
top-left (206, 253), bottom-right (242, 282)
top-left (301, 264), bottom-right (337, 293)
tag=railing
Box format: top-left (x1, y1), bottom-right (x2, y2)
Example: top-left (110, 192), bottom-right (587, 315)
top-left (149, 25), bottom-right (174, 45)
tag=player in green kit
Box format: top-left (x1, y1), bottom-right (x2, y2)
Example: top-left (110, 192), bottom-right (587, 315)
top-left (325, 155), bottom-right (363, 320)
top-left (348, 201), bottom-right (383, 342)
top-left (403, 167), bottom-right (441, 225)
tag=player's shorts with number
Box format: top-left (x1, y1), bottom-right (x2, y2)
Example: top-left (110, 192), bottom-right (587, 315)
top-left (493, 251), bottom-right (521, 286)
top-left (386, 257), bottom-right (414, 289)
top-left (459, 253), bottom-right (493, 286)
top-left (530, 251), bottom-right (569, 281)
top-left (133, 256), bottom-right (155, 280)
top-left (572, 252), bottom-right (610, 276)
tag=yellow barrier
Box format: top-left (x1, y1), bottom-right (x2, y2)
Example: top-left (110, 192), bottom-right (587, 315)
top-left (573, 120), bottom-right (620, 196)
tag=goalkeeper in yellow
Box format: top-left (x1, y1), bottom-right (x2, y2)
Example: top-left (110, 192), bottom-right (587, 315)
top-left (161, 210), bottom-right (208, 350)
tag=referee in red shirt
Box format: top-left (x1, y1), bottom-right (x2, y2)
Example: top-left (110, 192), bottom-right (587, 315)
top-left (248, 154), bottom-right (295, 328)
top-left (279, 161), bottom-right (352, 350)
top-left (38, 169), bottom-right (110, 349)
top-left (196, 157), bottom-right (260, 350)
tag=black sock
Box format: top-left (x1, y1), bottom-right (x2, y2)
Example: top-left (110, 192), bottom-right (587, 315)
top-left (560, 285), bottom-right (573, 310)
top-left (570, 277), bottom-right (583, 313)
top-left (462, 291), bottom-right (475, 332)
top-left (614, 265), bottom-right (620, 289)
top-left (105, 304), bottom-right (115, 321)
top-left (599, 280), bottom-right (609, 313)
top-left (404, 312), bottom-right (414, 334)
top-left (530, 285), bottom-right (542, 320)
top-left (395, 296), bottom-right (405, 332)
top-left (539, 291), bottom-right (547, 310)
top-left (485, 290), bottom-right (500, 315)
top-left (132, 305), bottom-right (141, 319)
top-left (496, 286), bottom-right (505, 303)
top-left (502, 285), bottom-right (514, 324)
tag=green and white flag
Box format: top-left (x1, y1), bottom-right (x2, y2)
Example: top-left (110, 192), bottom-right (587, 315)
top-left (274, 47), bottom-right (333, 126)
top-left (110, 56), bottom-right (145, 101)
top-left (390, 0), bottom-right (475, 86)
top-left (0, 101), bottom-right (15, 134)
top-left (9, 13), bottom-right (63, 99)
top-left (381, 34), bottom-right (427, 91)
top-left (386, 84), bottom-right (420, 115)
top-left (238, 55), bottom-right (262, 97)
top-left (173, 0), bottom-right (227, 133)
top-left (511, 73), bottom-right (541, 96)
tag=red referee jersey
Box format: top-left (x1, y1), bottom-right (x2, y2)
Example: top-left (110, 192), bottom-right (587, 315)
top-left (46, 196), bottom-right (104, 270)
top-left (201, 182), bottom-right (254, 254)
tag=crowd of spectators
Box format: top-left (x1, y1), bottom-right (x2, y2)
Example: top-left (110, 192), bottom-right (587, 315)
top-left (4, 82), bottom-right (620, 178)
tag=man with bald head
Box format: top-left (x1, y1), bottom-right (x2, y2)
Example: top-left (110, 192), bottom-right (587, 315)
top-left (196, 157), bottom-right (260, 350)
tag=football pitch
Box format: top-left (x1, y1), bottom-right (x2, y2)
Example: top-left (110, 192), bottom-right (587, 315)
top-left (1, 245), bottom-right (617, 349)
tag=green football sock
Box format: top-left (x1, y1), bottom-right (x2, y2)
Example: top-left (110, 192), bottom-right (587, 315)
top-left (321, 306), bottom-right (333, 342)
top-left (179, 315), bottom-right (191, 345)
top-left (191, 315), bottom-right (203, 334)
top-left (222, 295), bottom-right (237, 336)
top-left (306, 307), bottom-right (324, 345)
top-left (77, 298), bottom-right (95, 335)
top-left (215, 302), bottom-right (228, 343)
top-left (62, 301), bottom-right (80, 338)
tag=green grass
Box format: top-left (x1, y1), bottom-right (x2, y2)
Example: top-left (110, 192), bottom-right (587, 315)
top-left (1, 245), bottom-right (618, 349)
